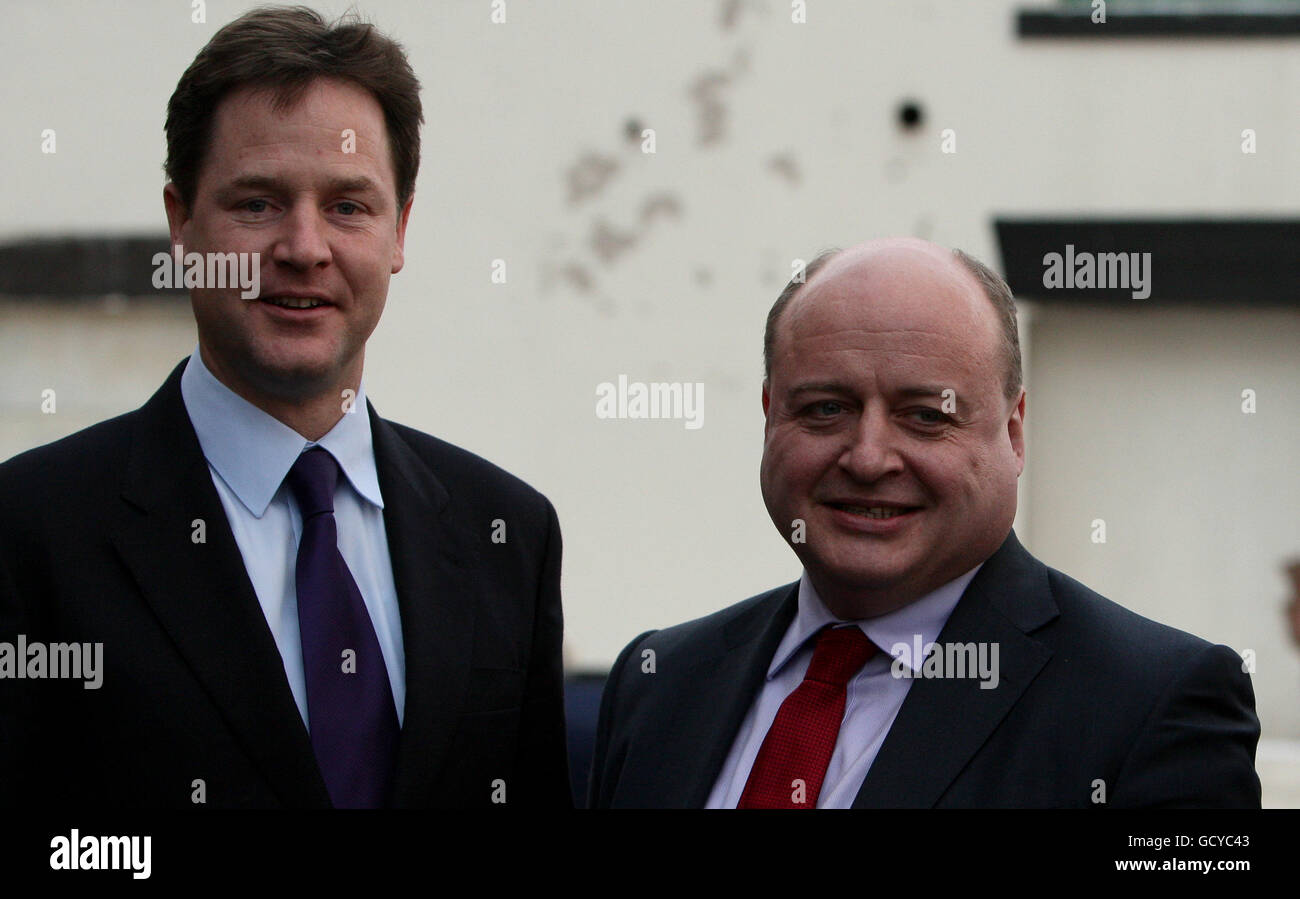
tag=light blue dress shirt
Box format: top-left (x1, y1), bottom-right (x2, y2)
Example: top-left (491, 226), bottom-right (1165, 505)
top-left (180, 351), bottom-right (406, 729)
top-left (706, 564), bottom-right (983, 808)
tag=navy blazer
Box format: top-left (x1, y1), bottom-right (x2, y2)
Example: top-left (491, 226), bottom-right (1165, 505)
top-left (589, 531), bottom-right (1260, 808)
top-left (0, 359), bottom-right (571, 808)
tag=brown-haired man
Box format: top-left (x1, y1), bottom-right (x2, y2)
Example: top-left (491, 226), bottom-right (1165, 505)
top-left (589, 238), bottom-right (1260, 808)
top-left (0, 7), bottom-right (570, 808)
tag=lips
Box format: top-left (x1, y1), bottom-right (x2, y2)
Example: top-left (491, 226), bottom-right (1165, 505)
top-left (260, 293), bottom-right (333, 309)
top-left (823, 501), bottom-right (922, 535)
top-left (262, 296), bottom-right (328, 309)
top-left (826, 501), bottom-right (921, 519)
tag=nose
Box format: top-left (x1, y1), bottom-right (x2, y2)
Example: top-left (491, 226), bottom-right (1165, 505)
top-left (838, 404), bottom-right (905, 482)
top-left (270, 201), bottom-right (332, 270)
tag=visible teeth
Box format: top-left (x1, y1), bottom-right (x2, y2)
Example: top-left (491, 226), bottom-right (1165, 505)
top-left (266, 297), bottom-right (325, 308)
top-left (842, 506), bottom-right (909, 519)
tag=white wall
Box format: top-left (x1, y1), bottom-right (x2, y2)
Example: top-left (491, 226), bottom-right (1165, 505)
top-left (1027, 306), bottom-right (1300, 741)
top-left (0, 299), bottom-right (196, 455)
top-left (2, 2), bottom-right (1296, 748)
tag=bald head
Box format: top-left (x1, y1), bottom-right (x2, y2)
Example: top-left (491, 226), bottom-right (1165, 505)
top-left (764, 239), bottom-right (1021, 403)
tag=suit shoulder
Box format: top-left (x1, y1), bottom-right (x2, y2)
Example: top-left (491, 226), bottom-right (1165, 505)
top-left (1041, 564), bottom-right (1234, 672)
top-left (1035, 565), bottom-right (1258, 807)
top-left (0, 409), bottom-right (137, 502)
top-left (628, 583), bottom-right (795, 657)
top-left (381, 419), bottom-right (551, 509)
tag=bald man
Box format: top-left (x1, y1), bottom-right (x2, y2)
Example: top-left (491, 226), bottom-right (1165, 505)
top-left (588, 239), bottom-right (1260, 809)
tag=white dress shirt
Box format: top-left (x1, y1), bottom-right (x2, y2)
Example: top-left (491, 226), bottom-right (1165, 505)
top-left (706, 564), bottom-right (983, 808)
top-left (179, 350), bottom-right (405, 729)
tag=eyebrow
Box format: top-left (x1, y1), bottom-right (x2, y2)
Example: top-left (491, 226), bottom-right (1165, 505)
top-left (216, 174), bottom-right (384, 199)
top-left (894, 385), bottom-right (955, 400)
top-left (787, 382), bottom-right (968, 409)
top-left (787, 382), bottom-right (855, 397)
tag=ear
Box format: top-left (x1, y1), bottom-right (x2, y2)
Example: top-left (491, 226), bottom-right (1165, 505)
top-left (762, 379), bottom-right (779, 438)
top-left (391, 194), bottom-right (414, 274)
top-left (1007, 388), bottom-right (1026, 476)
top-left (163, 183), bottom-right (190, 250)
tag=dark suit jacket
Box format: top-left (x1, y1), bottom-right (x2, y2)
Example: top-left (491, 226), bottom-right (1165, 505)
top-left (0, 360), bottom-right (570, 808)
top-left (589, 531), bottom-right (1261, 808)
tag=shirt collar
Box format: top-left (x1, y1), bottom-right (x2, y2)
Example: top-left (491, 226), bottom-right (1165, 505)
top-left (179, 349), bottom-right (385, 517)
top-left (767, 563), bottom-right (984, 679)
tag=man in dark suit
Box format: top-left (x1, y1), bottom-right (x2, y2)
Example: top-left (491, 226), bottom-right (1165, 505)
top-left (0, 7), bottom-right (569, 808)
top-left (589, 238), bottom-right (1260, 808)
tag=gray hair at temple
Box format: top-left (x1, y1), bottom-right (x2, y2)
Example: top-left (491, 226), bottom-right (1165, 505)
top-left (762, 246), bottom-right (1023, 403)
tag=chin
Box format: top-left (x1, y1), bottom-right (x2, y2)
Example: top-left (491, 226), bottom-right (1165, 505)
top-left (828, 568), bottom-right (910, 595)
top-left (247, 356), bottom-right (342, 397)
top-left (805, 567), bottom-right (924, 617)
top-left (824, 535), bottom-right (938, 577)
top-left (802, 552), bottom-right (909, 590)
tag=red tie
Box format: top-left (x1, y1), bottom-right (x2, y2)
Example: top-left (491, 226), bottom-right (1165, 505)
top-left (738, 625), bottom-right (877, 809)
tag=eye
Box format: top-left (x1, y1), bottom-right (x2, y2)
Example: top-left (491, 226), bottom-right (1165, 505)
top-left (335, 201), bottom-right (360, 215)
top-left (243, 199), bottom-right (270, 214)
top-left (909, 408), bottom-right (949, 425)
top-left (804, 400), bottom-right (845, 418)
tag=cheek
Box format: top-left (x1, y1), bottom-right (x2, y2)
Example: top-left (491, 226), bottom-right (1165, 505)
top-left (927, 444), bottom-right (1006, 504)
top-left (902, 442), bottom-right (979, 500)
top-left (760, 437), bottom-right (794, 503)
top-left (339, 247), bottom-right (392, 292)
top-left (763, 431), bottom-right (831, 497)
top-left (179, 218), bottom-right (207, 250)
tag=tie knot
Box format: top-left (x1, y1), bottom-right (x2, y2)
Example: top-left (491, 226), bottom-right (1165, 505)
top-left (805, 625), bottom-right (876, 686)
top-left (286, 447), bottom-right (340, 519)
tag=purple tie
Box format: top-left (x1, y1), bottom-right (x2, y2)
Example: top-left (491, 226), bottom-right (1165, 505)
top-left (286, 447), bottom-right (399, 808)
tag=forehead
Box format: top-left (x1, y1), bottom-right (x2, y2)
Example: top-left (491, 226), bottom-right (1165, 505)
top-left (205, 78), bottom-right (394, 184)
top-left (777, 247), bottom-right (1001, 384)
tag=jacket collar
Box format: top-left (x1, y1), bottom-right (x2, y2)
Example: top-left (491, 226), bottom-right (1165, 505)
top-left (851, 529), bottom-right (1057, 807)
top-left (112, 359), bottom-right (478, 807)
top-left (648, 530), bottom-right (1056, 808)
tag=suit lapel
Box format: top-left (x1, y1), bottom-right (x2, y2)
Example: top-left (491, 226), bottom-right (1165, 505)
top-left (110, 361), bottom-right (329, 807)
top-left (651, 586), bottom-right (798, 807)
top-left (368, 409), bottom-right (481, 807)
top-left (852, 531), bottom-right (1057, 808)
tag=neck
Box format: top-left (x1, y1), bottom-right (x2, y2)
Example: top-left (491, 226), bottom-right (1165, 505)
top-left (812, 580), bottom-right (925, 620)
top-left (198, 348), bottom-right (361, 442)
top-left (251, 393), bottom-right (352, 443)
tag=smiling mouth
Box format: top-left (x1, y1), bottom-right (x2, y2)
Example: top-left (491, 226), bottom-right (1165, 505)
top-left (828, 503), bottom-right (920, 520)
top-left (261, 296), bottom-right (329, 309)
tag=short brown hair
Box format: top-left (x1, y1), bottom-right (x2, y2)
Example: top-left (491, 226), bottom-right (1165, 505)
top-left (165, 5), bottom-right (422, 211)
top-left (951, 247), bottom-right (1022, 402)
top-left (763, 246), bottom-right (1023, 402)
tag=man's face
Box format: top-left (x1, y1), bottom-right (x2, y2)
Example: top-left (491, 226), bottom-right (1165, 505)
top-left (760, 241), bottom-right (1025, 617)
top-left (164, 77), bottom-right (412, 404)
